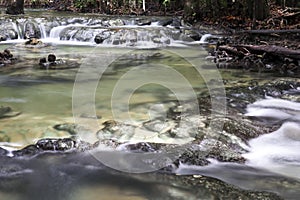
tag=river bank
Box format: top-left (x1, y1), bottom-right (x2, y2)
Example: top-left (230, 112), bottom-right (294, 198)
top-left (193, 4), bottom-right (300, 76)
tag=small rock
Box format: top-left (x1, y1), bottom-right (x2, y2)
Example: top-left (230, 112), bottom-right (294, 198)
top-left (122, 142), bottom-right (157, 153)
top-left (39, 57), bottom-right (47, 65)
top-left (0, 106), bottom-right (20, 119)
top-left (36, 138), bottom-right (76, 151)
top-left (94, 35), bottom-right (104, 44)
top-left (137, 19), bottom-right (151, 26)
top-left (25, 38), bottom-right (43, 45)
top-left (47, 54), bottom-right (56, 62)
top-left (3, 49), bottom-right (13, 58)
top-left (158, 18), bottom-right (173, 26)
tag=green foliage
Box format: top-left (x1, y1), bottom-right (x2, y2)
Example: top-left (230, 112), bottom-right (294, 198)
top-left (163, 0), bottom-right (170, 7)
top-left (74, 0), bottom-right (97, 10)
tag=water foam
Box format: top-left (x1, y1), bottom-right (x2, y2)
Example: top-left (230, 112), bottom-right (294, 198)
top-left (244, 98), bottom-right (300, 179)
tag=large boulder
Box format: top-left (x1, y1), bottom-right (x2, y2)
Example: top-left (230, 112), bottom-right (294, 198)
top-left (13, 138), bottom-right (93, 157)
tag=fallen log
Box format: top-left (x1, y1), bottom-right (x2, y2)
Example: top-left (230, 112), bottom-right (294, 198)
top-left (278, 11), bottom-right (300, 19)
top-left (218, 46), bottom-right (246, 58)
top-left (232, 45), bottom-right (300, 60)
top-left (238, 29), bottom-right (300, 34)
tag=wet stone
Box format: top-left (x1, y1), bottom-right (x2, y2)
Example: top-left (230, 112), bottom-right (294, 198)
top-left (54, 123), bottom-right (80, 136)
top-left (174, 145), bottom-right (210, 166)
top-left (137, 19), bottom-right (151, 26)
top-left (0, 106), bottom-right (12, 117)
top-left (97, 120), bottom-right (137, 140)
top-left (0, 49), bottom-right (17, 67)
top-left (172, 175), bottom-right (284, 200)
top-left (200, 139), bottom-right (246, 163)
top-left (122, 142), bottom-right (157, 153)
top-left (13, 145), bottom-right (41, 157)
top-left (0, 147), bottom-right (8, 156)
top-left (108, 19), bottom-right (125, 26)
top-left (158, 18), bottom-right (173, 26)
top-left (142, 119), bottom-right (176, 134)
top-left (94, 35), bottom-right (105, 44)
top-left (39, 54), bottom-right (73, 70)
top-left (47, 54), bottom-right (56, 62)
top-left (183, 29), bottom-right (202, 41)
top-left (25, 38), bottom-right (43, 46)
top-left (36, 138), bottom-right (76, 151)
top-left (0, 106), bottom-right (20, 119)
top-left (13, 137), bottom-right (95, 157)
top-left (216, 117), bottom-right (271, 142)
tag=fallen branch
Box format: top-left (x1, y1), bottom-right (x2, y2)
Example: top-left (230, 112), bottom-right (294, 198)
top-left (232, 45), bottom-right (300, 60)
top-left (238, 29), bottom-right (300, 34)
top-left (278, 11), bottom-right (300, 19)
top-left (218, 46), bottom-right (246, 58)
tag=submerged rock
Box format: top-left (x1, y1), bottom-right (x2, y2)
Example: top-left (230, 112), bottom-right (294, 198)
top-left (53, 123), bottom-right (80, 136)
top-left (0, 133), bottom-right (10, 143)
top-left (0, 106), bottom-right (21, 119)
top-left (97, 120), bottom-right (137, 141)
top-left (0, 49), bottom-right (17, 67)
top-left (165, 175), bottom-right (284, 200)
top-left (39, 54), bottom-right (75, 70)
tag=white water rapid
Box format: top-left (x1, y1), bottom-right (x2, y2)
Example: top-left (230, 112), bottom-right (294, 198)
top-left (244, 98), bottom-right (300, 179)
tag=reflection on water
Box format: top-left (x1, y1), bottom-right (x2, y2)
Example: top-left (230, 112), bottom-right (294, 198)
top-left (72, 185), bottom-right (146, 200)
top-left (0, 44), bottom-right (206, 146)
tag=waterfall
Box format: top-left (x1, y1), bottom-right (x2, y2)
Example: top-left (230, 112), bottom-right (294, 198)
top-left (1, 16), bottom-right (199, 47)
top-left (199, 34), bottom-right (212, 44)
top-left (11, 21), bottom-right (22, 39)
top-left (38, 23), bottom-right (47, 39)
top-left (49, 26), bottom-right (66, 39)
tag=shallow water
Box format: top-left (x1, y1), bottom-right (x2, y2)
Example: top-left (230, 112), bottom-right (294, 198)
top-left (0, 44), bottom-right (211, 146)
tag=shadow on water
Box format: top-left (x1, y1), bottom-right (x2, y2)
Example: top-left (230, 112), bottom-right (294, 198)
top-left (0, 152), bottom-right (214, 200)
top-left (1, 151), bottom-right (300, 200)
top-left (177, 161), bottom-right (300, 200)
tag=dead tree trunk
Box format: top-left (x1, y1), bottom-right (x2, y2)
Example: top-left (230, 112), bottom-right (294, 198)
top-left (6, 0), bottom-right (24, 15)
top-left (233, 44), bottom-right (300, 60)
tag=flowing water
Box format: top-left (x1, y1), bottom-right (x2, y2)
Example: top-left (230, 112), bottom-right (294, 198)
top-left (0, 10), bottom-right (300, 200)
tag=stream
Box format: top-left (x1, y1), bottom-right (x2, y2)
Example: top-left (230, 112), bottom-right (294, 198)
top-left (0, 10), bottom-right (300, 200)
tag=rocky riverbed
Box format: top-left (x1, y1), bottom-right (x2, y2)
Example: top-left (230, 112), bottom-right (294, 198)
top-left (1, 76), bottom-right (299, 199)
top-left (0, 11), bottom-right (299, 200)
